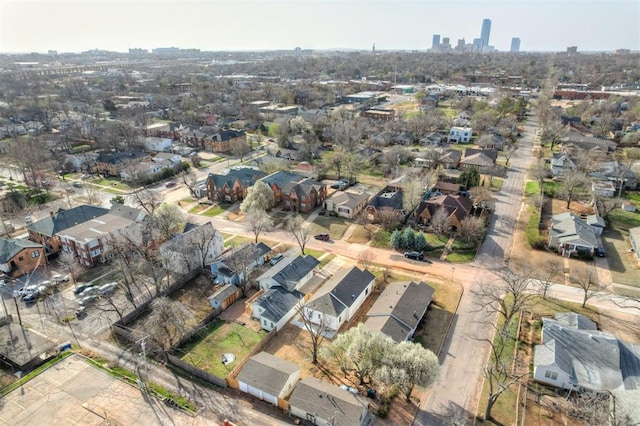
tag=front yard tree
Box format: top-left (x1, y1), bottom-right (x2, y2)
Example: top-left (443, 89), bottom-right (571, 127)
top-left (244, 208), bottom-right (273, 243)
top-left (536, 261), bottom-right (561, 300)
top-left (377, 341), bottom-right (440, 402)
top-left (458, 216), bottom-right (486, 245)
top-left (240, 180), bottom-right (273, 214)
top-left (573, 269), bottom-right (602, 308)
top-left (297, 303), bottom-right (331, 364)
top-left (402, 227), bottom-right (415, 249)
top-left (558, 170), bottom-right (588, 209)
top-left (469, 186), bottom-right (493, 215)
top-left (154, 203), bottom-right (184, 241)
top-left (286, 214), bottom-right (311, 255)
top-left (414, 232), bottom-right (427, 251)
top-left (430, 206), bottom-right (450, 236)
top-left (143, 297), bottom-right (195, 355)
top-left (230, 138), bottom-right (251, 162)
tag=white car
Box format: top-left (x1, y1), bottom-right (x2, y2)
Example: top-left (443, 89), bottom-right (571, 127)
top-left (52, 274), bottom-right (69, 283)
top-left (98, 282), bottom-right (117, 295)
top-left (78, 286), bottom-right (100, 298)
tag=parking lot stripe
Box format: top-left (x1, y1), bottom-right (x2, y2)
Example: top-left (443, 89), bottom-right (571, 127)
top-left (10, 400), bottom-right (24, 409)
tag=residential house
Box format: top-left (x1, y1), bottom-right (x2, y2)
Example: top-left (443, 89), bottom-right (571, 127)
top-left (419, 132), bottom-right (444, 146)
top-left (479, 133), bottom-right (506, 151)
top-left (448, 126), bottom-right (473, 143)
top-left (252, 287), bottom-right (304, 331)
top-left (547, 212), bottom-right (598, 257)
top-left (148, 122), bottom-right (183, 139)
top-left (26, 205), bottom-right (109, 256)
top-left (119, 160), bottom-right (166, 182)
top-left (420, 94), bottom-right (440, 108)
top-left (260, 171), bottom-right (303, 208)
top-left (550, 153), bottom-right (576, 177)
top-left (236, 352), bottom-right (301, 408)
top-left (208, 284), bottom-right (242, 314)
top-left (288, 377), bottom-right (372, 426)
top-left (391, 132), bottom-right (414, 146)
top-left (206, 168), bottom-right (267, 203)
top-left (591, 180), bottom-right (616, 198)
top-left (561, 131), bottom-right (617, 159)
top-left (0, 238), bottom-right (46, 278)
top-left (460, 148), bottom-right (498, 173)
top-left (93, 151), bottom-right (148, 176)
top-left (211, 242), bottom-right (271, 285)
top-left (160, 222), bottom-right (224, 275)
top-left (324, 191), bottom-right (371, 219)
top-left (57, 205), bottom-right (147, 267)
top-left (414, 194), bottom-right (473, 231)
top-left (585, 214), bottom-right (606, 236)
top-left (439, 149), bottom-right (462, 169)
top-left (303, 267), bottom-right (375, 332)
top-left (204, 129), bottom-right (246, 153)
top-left (364, 281), bottom-right (434, 343)
top-left (281, 178), bottom-right (326, 214)
top-left (433, 181), bottom-right (461, 195)
top-left (143, 136), bottom-right (173, 152)
top-left (258, 255), bottom-right (319, 292)
top-left (153, 152), bottom-right (182, 166)
top-left (364, 190), bottom-right (404, 221)
top-left (533, 313), bottom-right (640, 392)
top-left (629, 227), bottom-right (640, 261)
top-left (590, 161), bottom-right (638, 191)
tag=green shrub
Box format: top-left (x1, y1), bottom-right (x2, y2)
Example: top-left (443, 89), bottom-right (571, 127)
top-left (376, 404), bottom-right (388, 418)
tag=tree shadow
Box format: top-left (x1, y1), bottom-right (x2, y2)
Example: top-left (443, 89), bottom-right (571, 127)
top-left (413, 401), bottom-right (474, 425)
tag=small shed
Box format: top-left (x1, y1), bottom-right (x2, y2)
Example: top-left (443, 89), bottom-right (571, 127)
top-left (208, 284), bottom-right (241, 313)
top-left (236, 352), bottom-right (300, 408)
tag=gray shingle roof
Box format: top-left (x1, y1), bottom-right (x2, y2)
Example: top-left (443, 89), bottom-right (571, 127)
top-left (254, 287), bottom-right (303, 323)
top-left (236, 352), bottom-right (300, 398)
top-left (26, 205), bottom-right (109, 237)
top-left (308, 267), bottom-right (375, 316)
top-left (0, 238), bottom-right (43, 263)
top-left (207, 168), bottom-right (267, 190)
top-left (548, 212), bottom-right (598, 249)
top-left (272, 255), bottom-right (319, 291)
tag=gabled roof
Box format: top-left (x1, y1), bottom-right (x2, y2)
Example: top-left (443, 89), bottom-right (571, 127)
top-left (236, 352), bottom-right (300, 397)
top-left (368, 191), bottom-right (403, 211)
top-left (0, 238), bottom-right (43, 263)
top-left (207, 168), bottom-right (267, 190)
top-left (254, 287), bottom-right (303, 323)
top-left (95, 150), bottom-right (146, 164)
top-left (461, 148), bottom-right (498, 167)
top-left (26, 205), bottom-right (109, 237)
top-left (440, 149), bottom-right (462, 163)
top-left (416, 194), bottom-right (473, 223)
top-left (272, 255), bottom-right (319, 291)
top-left (434, 181), bottom-right (461, 193)
top-left (224, 242), bottom-right (271, 267)
top-left (586, 214), bottom-right (606, 228)
top-left (261, 170), bottom-right (304, 189)
top-left (208, 283), bottom-right (240, 303)
top-left (549, 213), bottom-right (598, 248)
top-left (364, 281), bottom-right (434, 343)
top-left (308, 267), bottom-right (375, 317)
top-left (288, 377), bottom-right (367, 426)
top-left (109, 204), bottom-right (145, 221)
top-left (534, 315), bottom-right (640, 391)
top-left (327, 191), bottom-right (370, 210)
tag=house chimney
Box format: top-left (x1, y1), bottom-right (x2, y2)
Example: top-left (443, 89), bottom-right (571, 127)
top-left (50, 211), bottom-right (54, 218)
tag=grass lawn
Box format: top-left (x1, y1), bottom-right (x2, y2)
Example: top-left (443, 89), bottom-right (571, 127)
top-left (525, 181), bottom-right (540, 197)
top-left (92, 178), bottom-right (132, 191)
top-left (601, 230), bottom-right (640, 287)
top-left (626, 191), bottom-right (640, 203)
top-left (438, 106), bottom-right (458, 119)
top-left (319, 254), bottom-right (336, 268)
top-left (542, 181), bottom-right (560, 197)
top-left (304, 248), bottom-right (324, 260)
top-left (188, 204), bottom-right (209, 214)
top-left (447, 143), bottom-right (475, 152)
top-left (271, 211), bottom-right (288, 226)
top-left (489, 177), bottom-right (504, 192)
top-left (371, 229), bottom-right (391, 248)
top-left (311, 216), bottom-right (348, 240)
top-left (423, 233), bottom-right (448, 248)
top-left (347, 225), bottom-right (374, 244)
top-left (416, 279), bottom-right (463, 354)
top-left (446, 250), bottom-right (476, 262)
top-left (180, 321), bottom-right (265, 379)
top-left (607, 209), bottom-right (640, 233)
top-left (222, 234), bottom-right (254, 247)
top-left (201, 205), bottom-right (226, 217)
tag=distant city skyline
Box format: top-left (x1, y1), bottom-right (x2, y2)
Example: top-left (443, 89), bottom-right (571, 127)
top-left (0, 0), bottom-right (638, 53)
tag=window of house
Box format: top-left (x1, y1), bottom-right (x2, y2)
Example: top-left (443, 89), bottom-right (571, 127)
top-left (31, 251), bottom-right (40, 258)
top-left (18, 256), bottom-right (24, 261)
top-left (365, 288), bottom-right (369, 295)
top-left (544, 370), bottom-right (558, 380)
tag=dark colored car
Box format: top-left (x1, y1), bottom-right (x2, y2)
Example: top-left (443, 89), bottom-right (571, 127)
top-left (269, 254), bottom-right (284, 266)
top-left (314, 233), bottom-right (330, 241)
top-left (595, 247), bottom-right (606, 257)
top-left (22, 293), bottom-right (38, 304)
top-left (404, 251), bottom-right (424, 260)
top-left (165, 181), bottom-right (177, 188)
top-left (73, 283), bottom-right (92, 295)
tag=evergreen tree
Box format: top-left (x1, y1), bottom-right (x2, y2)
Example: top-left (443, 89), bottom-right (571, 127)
top-left (390, 229), bottom-right (402, 249)
top-left (402, 227), bottom-right (415, 250)
top-left (414, 231), bottom-right (427, 251)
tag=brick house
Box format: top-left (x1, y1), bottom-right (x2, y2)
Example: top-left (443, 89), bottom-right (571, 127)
top-left (260, 171), bottom-right (326, 213)
top-left (93, 151), bottom-right (148, 176)
top-left (206, 168), bottom-right (267, 203)
top-left (414, 194), bottom-right (473, 231)
top-left (0, 238), bottom-right (46, 278)
top-left (203, 129), bottom-right (246, 153)
top-left (26, 205), bottom-right (109, 256)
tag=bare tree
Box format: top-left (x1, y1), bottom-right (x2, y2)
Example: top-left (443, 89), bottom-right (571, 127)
top-left (153, 203), bottom-right (184, 241)
top-left (297, 302), bottom-right (332, 364)
top-left (572, 269), bottom-right (602, 308)
top-left (558, 170), bottom-right (588, 209)
top-left (129, 188), bottom-right (162, 216)
top-left (458, 216), bottom-right (486, 245)
top-left (244, 208), bottom-right (273, 243)
top-left (82, 182), bottom-right (100, 205)
top-left (469, 186), bottom-right (493, 214)
top-left (536, 261), bottom-right (562, 300)
top-left (143, 297), bottom-right (196, 353)
top-left (358, 249), bottom-right (375, 270)
top-left (180, 170), bottom-right (201, 198)
top-left (230, 138), bottom-right (251, 162)
top-left (430, 206), bottom-right (450, 236)
top-left (57, 250), bottom-right (85, 284)
top-left (286, 215), bottom-right (311, 255)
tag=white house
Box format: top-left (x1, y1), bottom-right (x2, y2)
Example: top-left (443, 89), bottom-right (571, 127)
top-left (144, 136), bottom-right (173, 152)
top-left (324, 191), bottom-right (371, 219)
top-left (119, 160), bottom-right (167, 182)
top-left (533, 313), bottom-right (640, 392)
top-left (258, 254), bottom-right (319, 292)
top-left (303, 267), bottom-right (375, 332)
top-left (252, 287), bottom-right (304, 331)
top-left (153, 152), bottom-right (182, 165)
top-left (448, 126), bottom-right (473, 143)
top-left (236, 352), bottom-right (300, 407)
top-left (211, 242), bottom-right (271, 285)
top-left (547, 212), bottom-right (598, 257)
top-left (591, 180), bottom-right (616, 198)
top-left (160, 222), bottom-right (224, 275)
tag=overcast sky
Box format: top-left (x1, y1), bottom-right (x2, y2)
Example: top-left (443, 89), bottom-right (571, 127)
top-left (1, 0), bottom-right (638, 53)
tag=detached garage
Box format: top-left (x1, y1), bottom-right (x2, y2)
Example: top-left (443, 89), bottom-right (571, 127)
top-left (236, 352), bottom-right (300, 408)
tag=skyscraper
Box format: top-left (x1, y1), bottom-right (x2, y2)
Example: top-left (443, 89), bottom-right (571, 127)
top-left (432, 34), bottom-right (440, 50)
top-left (480, 18), bottom-right (491, 52)
top-left (510, 37), bottom-right (521, 53)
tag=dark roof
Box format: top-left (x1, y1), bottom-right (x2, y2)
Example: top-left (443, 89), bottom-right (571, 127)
top-left (208, 283), bottom-right (240, 303)
top-left (261, 170), bottom-right (303, 190)
top-left (95, 150), bottom-right (146, 164)
top-left (254, 287), bottom-right (303, 323)
top-left (108, 204), bottom-right (144, 220)
top-left (224, 242), bottom-right (271, 268)
top-left (462, 148), bottom-right (498, 165)
top-left (0, 238), bottom-right (43, 263)
top-left (288, 377), bottom-right (367, 426)
top-left (434, 181), bottom-right (461, 193)
top-left (309, 267), bottom-right (375, 316)
top-left (328, 191), bottom-right (371, 210)
top-left (236, 352), bottom-right (300, 397)
top-left (272, 255), bottom-right (319, 291)
top-left (368, 190), bottom-right (403, 211)
top-left (364, 281), bottom-right (434, 343)
top-left (208, 168), bottom-right (267, 190)
top-left (26, 205), bottom-right (109, 237)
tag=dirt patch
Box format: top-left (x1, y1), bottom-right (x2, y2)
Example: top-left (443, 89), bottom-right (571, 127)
top-left (218, 289), bottom-right (263, 333)
top-left (170, 274), bottom-right (218, 321)
top-left (262, 324), bottom-right (317, 378)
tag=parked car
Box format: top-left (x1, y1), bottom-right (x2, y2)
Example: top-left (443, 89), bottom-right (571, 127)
top-left (39, 280), bottom-right (55, 288)
top-left (72, 182), bottom-right (83, 188)
top-left (78, 286), bottom-right (100, 298)
top-left (80, 173), bottom-right (91, 179)
top-left (52, 274), bottom-right (69, 283)
top-left (314, 233), bottom-right (330, 241)
top-left (595, 247), bottom-right (606, 257)
top-left (404, 251), bottom-right (424, 260)
top-left (79, 295), bottom-right (99, 306)
top-left (269, 254), bottom-right (284, 266)
top-left (73, 283), bottom-right (91, 295)
top-left (75, 306), bottom-right (87, 319)
top-left (165, 181), bottom-right (177, 188)
top-left (98, 282), bottom-right (117, 295)
top-left (22, 293), bottom-right (38, 304)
